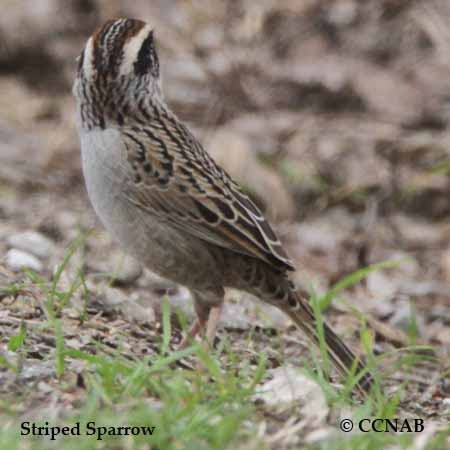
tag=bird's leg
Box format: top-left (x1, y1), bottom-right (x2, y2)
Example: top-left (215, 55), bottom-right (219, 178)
top-left (179, 289), bottom-right (224, 350)
top-left (205, 304), bottom-right (223, 348)
top-left (178, 317), bottom-right (206, 349)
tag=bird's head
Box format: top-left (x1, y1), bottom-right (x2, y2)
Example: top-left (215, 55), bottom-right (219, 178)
top-left (73, 18), bottom-right (161, 129)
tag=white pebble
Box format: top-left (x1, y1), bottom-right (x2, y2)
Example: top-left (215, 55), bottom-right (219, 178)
top-left (103, 286), bottom-right (126, 307)
top-left (6, 249), bottom-right (43, 272)
top-left (7, 231), bottom-right (54, 259)
top-left (109, 253), bottom-right (142, 286)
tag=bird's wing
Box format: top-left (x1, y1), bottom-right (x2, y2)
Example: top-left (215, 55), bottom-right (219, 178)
top-left (120, 106), bottom-right (294, 272)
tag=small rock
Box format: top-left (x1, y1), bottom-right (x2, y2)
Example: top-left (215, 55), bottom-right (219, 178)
top-left (37, 381), bottom-right (53, 393)
top-left (7, 230), bottom-right (55, 259)
top-left (220, 301), bottom-right (252, 330)
top-left (101, 286), bottom-right (155, 324)
top-left (256, 367), bottom-right (328, 423)
top-left (102, 286), bottom-right (126, 308)
top-left (367, 271), bottom-right (397, 300)
top-left (430, 305), bottom-right (450, 322)
top-left (109, 253), bottom-right (143, 286)
top-left (327, 0), bottom-right (358, 27)
top-left (64, 338), bottom-right (84, 350)
top-left (19, 361), bottom-right (55, 381)
top-left (224, 290), bottom-right (290, 330)
top-left (55, 210), bottom-right (79, 230)
top-left (5, 249), bottom-right (43, 272)
top-left (389, 298), bottom-right (426, 336)
top-left (305, 427), bottom-right (336, 444)
top-left (121, 299), bottom-right (156, 324)
top-left (167, 286), bottom-right (195, 319)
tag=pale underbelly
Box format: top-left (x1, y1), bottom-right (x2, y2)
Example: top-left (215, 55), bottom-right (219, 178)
top-left (80, 128), bottom-right (221, 289)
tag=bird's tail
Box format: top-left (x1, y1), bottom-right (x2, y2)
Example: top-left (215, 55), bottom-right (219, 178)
top-left (282, 290), bottom-right (374, 395)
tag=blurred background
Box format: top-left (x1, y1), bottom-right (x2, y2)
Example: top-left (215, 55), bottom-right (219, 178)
top-left (1, 0), bottom-right (450, 352)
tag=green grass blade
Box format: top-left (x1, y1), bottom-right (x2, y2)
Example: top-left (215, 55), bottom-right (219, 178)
top-left (8, 320), bottom-right (26, 352)
top-left (319, 259), bottom-right (405, 311)
top-left (161, 296), bottom-right (171, 355)
top-left (54, 318), bottom-right (65, 378)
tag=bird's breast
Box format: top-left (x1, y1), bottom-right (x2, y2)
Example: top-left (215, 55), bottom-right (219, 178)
top-left (78, 127), bottom-right (224, 290)
top-left (79, 128), bottom-right (151, 249)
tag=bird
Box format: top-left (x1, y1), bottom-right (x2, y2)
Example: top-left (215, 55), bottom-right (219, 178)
top-left (73, 18), bottom-right (373, 394)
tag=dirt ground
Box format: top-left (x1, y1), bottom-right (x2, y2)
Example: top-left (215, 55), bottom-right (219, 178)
top-left (0, 0), bottom-right (449, 448)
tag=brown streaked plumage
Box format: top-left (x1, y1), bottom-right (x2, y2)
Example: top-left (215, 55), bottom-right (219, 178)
top-left (73, 18), bottom-right (373, 394)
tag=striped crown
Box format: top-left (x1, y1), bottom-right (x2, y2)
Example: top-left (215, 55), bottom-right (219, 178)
top-left (73, 18), bottom-right (162, 130)
top-left (77, 18), bottom-right (159, 81)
